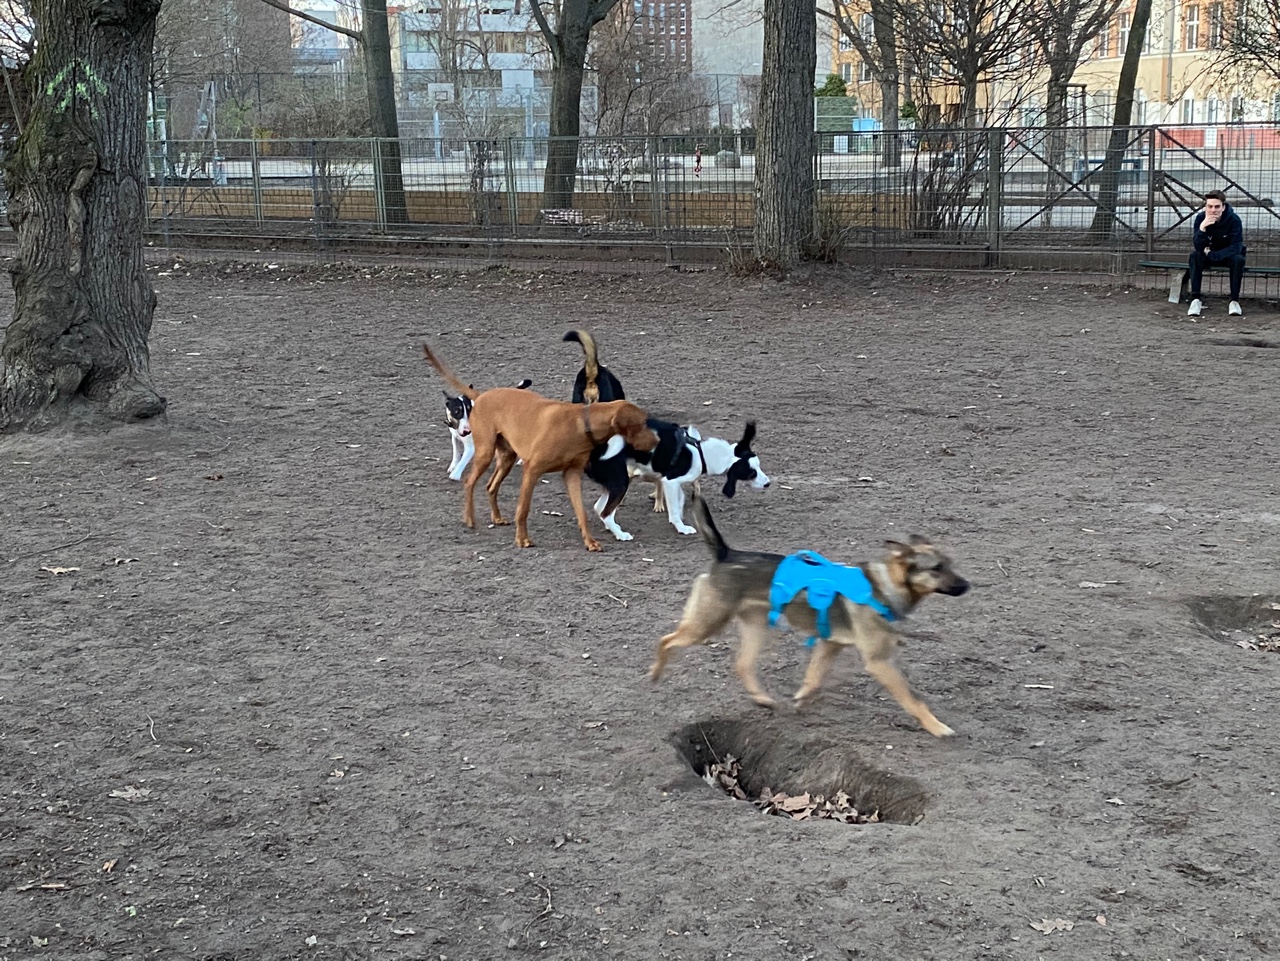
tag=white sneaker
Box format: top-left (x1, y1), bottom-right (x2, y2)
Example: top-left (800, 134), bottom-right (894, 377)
top-left (1187, 298), bottom-right (1203, 317)
top-left (1229, 300), bottom-right (1243, 316)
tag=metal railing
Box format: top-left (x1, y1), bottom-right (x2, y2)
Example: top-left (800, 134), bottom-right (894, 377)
top-left (144, 125), bottom-right (1280, 274)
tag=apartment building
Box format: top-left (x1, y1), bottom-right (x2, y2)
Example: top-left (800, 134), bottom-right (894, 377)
top-left (389, 0), bottom-right (549, 103)
top-left (1070, 0), bottom-right (1278, 129)
top-left (827, 0), bottom-right (1280, 130)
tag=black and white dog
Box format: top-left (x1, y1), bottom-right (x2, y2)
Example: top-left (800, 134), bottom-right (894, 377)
top-left (443, 379), bottom-right (532, 481)
top-left (590, 420), bottom-right (770, 540)
top-left (561, 329), bottom-right (769, 539)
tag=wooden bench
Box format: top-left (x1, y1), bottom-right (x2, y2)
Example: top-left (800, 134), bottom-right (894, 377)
top-left (1138, 259), bottom-right (1280, 304)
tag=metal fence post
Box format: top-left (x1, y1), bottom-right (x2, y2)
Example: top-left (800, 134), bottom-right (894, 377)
top-left (309, 140), bottom-right (324, 256)
top-left (371, 138), bottom-right (388, 232)
top-left (1145, 127), bottom-right (1156, 256)
top-left (649, 135), bottom-right (663, 239)
top-left (505, 138), bottom-right (519, 237)
top-left (250, 137), bottom-right (264, 228)
top-left (986, 127), bottom-right (1004, 261)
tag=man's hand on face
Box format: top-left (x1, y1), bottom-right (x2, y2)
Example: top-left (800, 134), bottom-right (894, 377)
top-left (1202, 201), bottom-right (1225, 227)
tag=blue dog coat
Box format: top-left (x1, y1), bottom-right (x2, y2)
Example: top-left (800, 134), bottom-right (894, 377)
top-left (768, 551), bottom-right (896, 644)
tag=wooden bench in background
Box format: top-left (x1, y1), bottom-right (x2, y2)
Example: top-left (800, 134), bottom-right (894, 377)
top-left (1138, 259), bottom-right (1280, 304)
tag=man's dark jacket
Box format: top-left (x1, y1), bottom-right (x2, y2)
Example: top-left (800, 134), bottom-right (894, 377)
top-left (1192, 203), bottom-right (1245, 263)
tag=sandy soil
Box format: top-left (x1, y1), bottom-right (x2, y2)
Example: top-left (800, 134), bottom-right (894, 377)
top-left (2, 259), bottom-right (1279, 961)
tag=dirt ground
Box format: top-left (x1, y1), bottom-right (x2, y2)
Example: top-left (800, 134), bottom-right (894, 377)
top-left (2, 257), bottom-right (1279, 961)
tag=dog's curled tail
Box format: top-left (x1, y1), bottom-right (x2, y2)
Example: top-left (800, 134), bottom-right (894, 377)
top-left (422, 345), bottom-right (478, 400)
top-left (563, 329), bottom-right (601, 402)
top-left (691, 489), bottom-right (731, 562)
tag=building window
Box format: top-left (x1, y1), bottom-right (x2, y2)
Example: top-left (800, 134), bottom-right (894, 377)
top-left (838, 33), bottom-right (854, 51)
top-left (1207, 97), bottom-right (1219, 123)
top-left (1119, 13), bottom-right (1130, 51)
top-left (1208, 2), bottom-right (1223, 48)
top-left (1185, 4), bottom-right (1199, 50)
top-left (860, 13), bottom-right (873, 40)
top-left (1096, 25), bottom-right (1110, 57)
top-left (839, 62), bottom-right (853, 83)
top-left (859, 60), bottom-right (874, 82)
top-left (1181, 97), bottom-right (1195, 124)
top-left (1142, 20), bottom-right (1151, 52)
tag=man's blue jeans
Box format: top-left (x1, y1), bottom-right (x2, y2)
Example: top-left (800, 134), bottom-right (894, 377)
top-left (1189, 249), bottom-right (1246, 301)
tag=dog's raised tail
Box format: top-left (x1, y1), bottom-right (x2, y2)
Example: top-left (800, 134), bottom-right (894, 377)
top-left (563, 329), bottom-right (602, 403)
top-left (691, 490), bottom-right (731, 562)
top-left (422, 345), bottom-right (478, 400)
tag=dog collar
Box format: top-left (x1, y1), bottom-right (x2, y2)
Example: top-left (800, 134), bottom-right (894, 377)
top-left (582, 406), bottom-right (600, 446)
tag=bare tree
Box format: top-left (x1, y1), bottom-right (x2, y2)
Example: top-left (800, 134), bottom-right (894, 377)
top-left (1, 0), bottom-right (168, 431)
top-left (754, 0), bottom-right (816, 269)
top-left (1025, 0), bottom-right (1123, 134)
top-left (257, 0), bottom-right (409, 223)
top-left (591, 8), bottom-right (708, 136)
top-left (894, 0), bottom-right (1039, 130)
top-left (1088, 0), bottom-right (1152, 237)
top-left (819, 0), bottom-right (904, 166)
top-left (529, 0), bottom-right (623, 210)
top-left (1215, 0), bottom-right (1280, 88)
top-left (154, 0), bottom-right (294, 140)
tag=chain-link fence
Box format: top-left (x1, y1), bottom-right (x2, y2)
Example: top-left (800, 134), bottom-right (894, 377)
top-left (144, 125), bottom-right (1280, 276)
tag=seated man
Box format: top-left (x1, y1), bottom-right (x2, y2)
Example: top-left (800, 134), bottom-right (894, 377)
top-left (1187, 189), bottom-right (1246, 317)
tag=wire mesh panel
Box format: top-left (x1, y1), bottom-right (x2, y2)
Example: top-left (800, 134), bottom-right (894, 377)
top-left (141, 125), bottom-right (1280, 276)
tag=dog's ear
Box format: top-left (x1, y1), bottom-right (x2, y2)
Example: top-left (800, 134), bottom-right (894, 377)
top-left (907, 534), bottom-right (933, 548)
top-left (735, 421), bottom-right (757, 455)
top-left (884, 540), bottom-right (915, 558)
top-left (443, 390), bottom-right (453, 400)
top-left (721, 458), bottom-right (748, 498)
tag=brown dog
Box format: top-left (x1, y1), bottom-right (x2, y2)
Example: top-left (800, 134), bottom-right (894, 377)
top-left (650, 493), bottom-right (970, 736)
top-left (424, 346), bottom-right (658, 551)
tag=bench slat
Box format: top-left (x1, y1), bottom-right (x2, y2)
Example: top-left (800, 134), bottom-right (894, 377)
top-left (1138, 260), bottom-right (1279, 303)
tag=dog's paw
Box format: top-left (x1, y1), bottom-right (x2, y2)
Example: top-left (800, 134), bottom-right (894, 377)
top-left (928, 722), bottom-right (957, 738)
top-left (612, 530), bottom-right (634, 541)
top-left (584, 539), bottom-right (603, 552)
top-left (674, 524), bottom-right (697, 535)
top-left (448, 470), bottom-right (464, 481)
top-left (750, 693), bottom-right (778, 709)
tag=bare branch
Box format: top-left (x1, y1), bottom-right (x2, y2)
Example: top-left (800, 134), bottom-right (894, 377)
top-left (527, 0), bottom-right (560, 60)
top-left (256, 0), bottom-right (363, 41)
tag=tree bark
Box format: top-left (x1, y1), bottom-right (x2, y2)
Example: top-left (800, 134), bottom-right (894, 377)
top-left (753, 0), bottom-right (816, 269)
top-left (361, 0), bottom-right (408, 224)
top-left (871, 0), bottom-right (901, 168)
top-left (542, 24), bottom-right (590, 210)
top-left (532, 0), bottom-right (620, 211)
top-left (1088, 0), bottom-right (1152, 238)
top-left (1, 0), bottom-right (168, 432)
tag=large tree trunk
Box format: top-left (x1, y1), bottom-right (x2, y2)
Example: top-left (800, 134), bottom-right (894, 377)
top-left (1089, 0), bottom-right (1152, 238)
top-left (362, 0), bottom-right (409, 225)
top-left (1, 0), bottom-right (167, 432)
top-left (753, 0), bottom-right (816, 269)
top-left (1041, 66), bottom-right (1072, 228)
top-left (541, 25), bottom-right (590, 211)
top-left (871, 0), bottom-right (901, 168)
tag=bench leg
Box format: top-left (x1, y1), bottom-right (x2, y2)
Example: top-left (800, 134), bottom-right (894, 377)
top-left (1167, 268), bottom-right (1187, 304)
